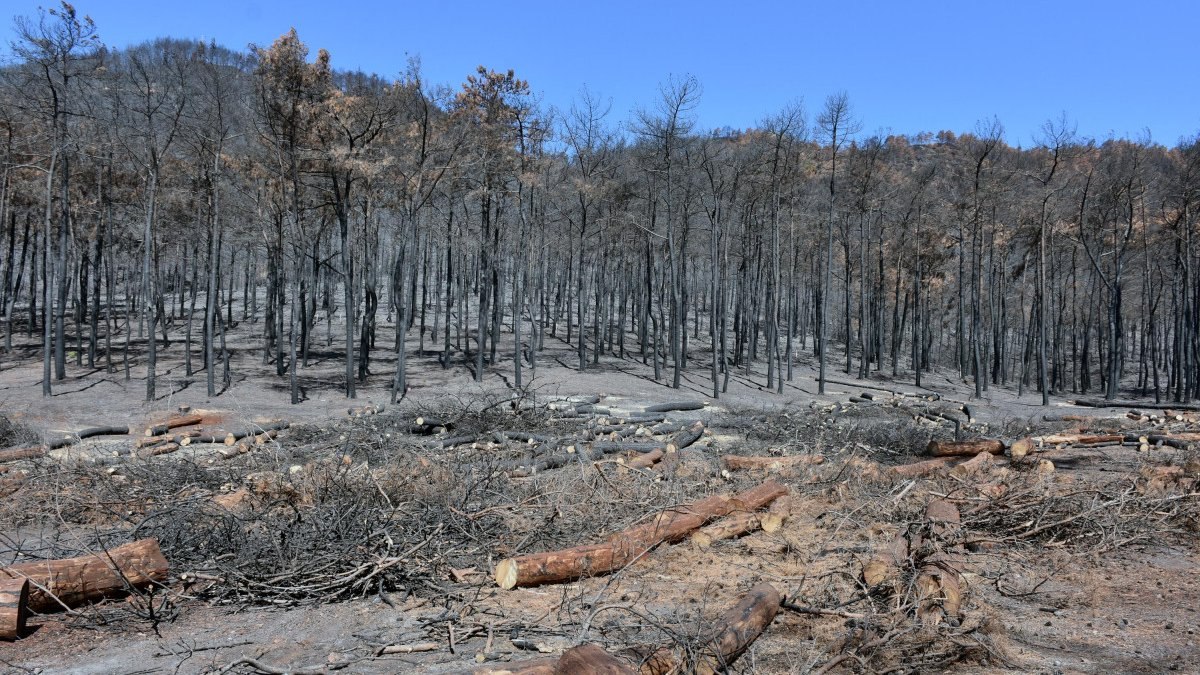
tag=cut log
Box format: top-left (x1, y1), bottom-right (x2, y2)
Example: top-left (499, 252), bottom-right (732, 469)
top-left (415, 416), bottom-right (453, 428)
top-left (135, 442), bottom-right (180, 459)
top-left (624, 449), bottom-right (664, 469)
top-left (721, 454), bottom-right (825, 471)
top-left (0, 447), bottom-right (46, 464)
top-left (494, 481), bottom-right (787, 589)
top-left (136, 430), bottom-right (200, 448)
top-left (223, 420), bottom-right (290, 445)
top-left (948, 450), bottom-right (1000, 478)
top-left (760, 495), bottom-right (790, 533)
top-left (1122, 432), bottom-right (1192, 449)
top-left (1008, 437), bottom-right (1034, 459)
top-left (575, 404), bottom-right (610, 415)
top-left (1, 538), bottom-right (168, 612)
top-left (348, 403), bottom-right (384, 417)
top-left (643, 401), bottom-right (706, 413)
top-left (1035, 433), bottom-right (1124, 446)
top-left (641, 583), bottom-right (781, 675)
top-left (555, 644), bottom-right (636, 674)
top-left (0, 578), bottom-right (29, 640)
top-left (603, 415), bottom-right (668, 426)
top-left (926, 439), bottom-right (1004, 457)
top-left (690, 512), bottom-right (762, 548)
top-left (666, 421), bottom-right (705, 452)
top-left (217, 436), bottom-right (256, 459)
top-left (144, 414), bottom-right (204, 437)
top-left (1075, 398), bottom-right (1200, 412)
top-left (886, 456), bottom-right (957, 479)
top-left (253, 430), bottom-right (280, 446)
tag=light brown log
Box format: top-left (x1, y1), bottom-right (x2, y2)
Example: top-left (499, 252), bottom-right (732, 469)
top-left (555, 644), bottom-right (636, 674)
top-left (641, 583), bottom-right (781, 675)
top-left (885, 456), bottom-right (956, 478)
top-left (624, 449), bottom-right (664, 469)
top-left (690, 512), bottom-right (762, 548)
top-left (144, 414), bottom-right (203, 437)
top-left (1, 538), bottom-right (168, 612)
top-left (721, 454), bottom-right (825, 471)
top-left (217, 436), bottom-right (255, 459)
top-left (0, 578), bottom-right (29, 640)
top-left (180, 431), bottom-right (228, 446)
top-left (136, 430), bottom-right (200, 448)
top-left (1008, 437), bottom-right (1034, 458)
top-left (0, 447), bottom-right (46, 464)
top-left (135, 442), bottom-right (180, 459)
top-left (926, 439), bottom-right (1005, 457)
top-left (1035, 433), bottom-right (1124, 446)
top-left (495, 481), bottom-right (788, 589)
top-left (254, 429), bottom-right (280, 446)
top-left (224, 420), bottom-right (290, 445)
top-left (948, 451), bottom-right (998, 477)
top-left (760, 495), bottom-right (790, 533)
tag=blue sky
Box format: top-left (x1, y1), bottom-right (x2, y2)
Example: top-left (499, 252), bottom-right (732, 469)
top-left (3, 0), bottom-right (1197, 146)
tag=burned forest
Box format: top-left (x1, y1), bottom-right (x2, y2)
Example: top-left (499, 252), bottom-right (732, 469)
top-left (0, 4), bottom-right (1197, 674)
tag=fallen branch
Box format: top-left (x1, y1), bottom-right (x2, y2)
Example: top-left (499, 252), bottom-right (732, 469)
top-left (494, 481), bottom-right (787, 589)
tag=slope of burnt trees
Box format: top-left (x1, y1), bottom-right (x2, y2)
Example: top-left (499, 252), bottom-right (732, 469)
top-left (1, 4), bottom-right (1199, 405)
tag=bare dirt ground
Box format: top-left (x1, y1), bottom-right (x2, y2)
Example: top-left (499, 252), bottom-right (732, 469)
top-left (0, 310), bottom-right (1197, 674)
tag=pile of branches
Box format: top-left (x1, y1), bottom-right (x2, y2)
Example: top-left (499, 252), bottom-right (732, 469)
top-left (957, 471), bottom-right (1200, 553)
top-left (0, 414), bottom-right (38, 448)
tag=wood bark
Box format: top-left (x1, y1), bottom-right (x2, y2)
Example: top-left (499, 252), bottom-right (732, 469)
top-left (642, 401), bottom-right (705, 413)
top-left (0, 578), bottom-right (28, 640)
top-left (926, 439), bottom-right (1004, 457)
top-left (0, 538), bottom-right (168, 612)
top-left (494, 481), bottom-right (787, 589)
top-left (555, 644), bottom-right (636, 675)
top-left (144, 414), bottom-right (203, 437)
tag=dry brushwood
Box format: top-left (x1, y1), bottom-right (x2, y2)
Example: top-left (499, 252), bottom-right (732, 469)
top-left (640, 582), bottom-right (782, 675)
top-left (494, 481), bottom-right (787, 589)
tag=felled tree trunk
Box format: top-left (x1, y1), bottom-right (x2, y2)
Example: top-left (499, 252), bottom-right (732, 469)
top-left (643, 401), bottom-right (705, 413)
top-left (144, 414), bottom-right (203, 437)
top-left (0, 538), bottom-right (168, 612)
top-left (0, 447), bottom-right (46, 463)
top-left (0, 578), bottom-right (29, 640)
top-left (557, 644), bottom-right (636, 674)
top-left (926, 439), bottom-right (1004, 457)
top-left (494, 481), bottom-right (787, 589)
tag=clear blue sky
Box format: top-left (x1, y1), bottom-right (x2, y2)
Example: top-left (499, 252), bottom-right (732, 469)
top-left (3, 0), bottom-right (1197, 146)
